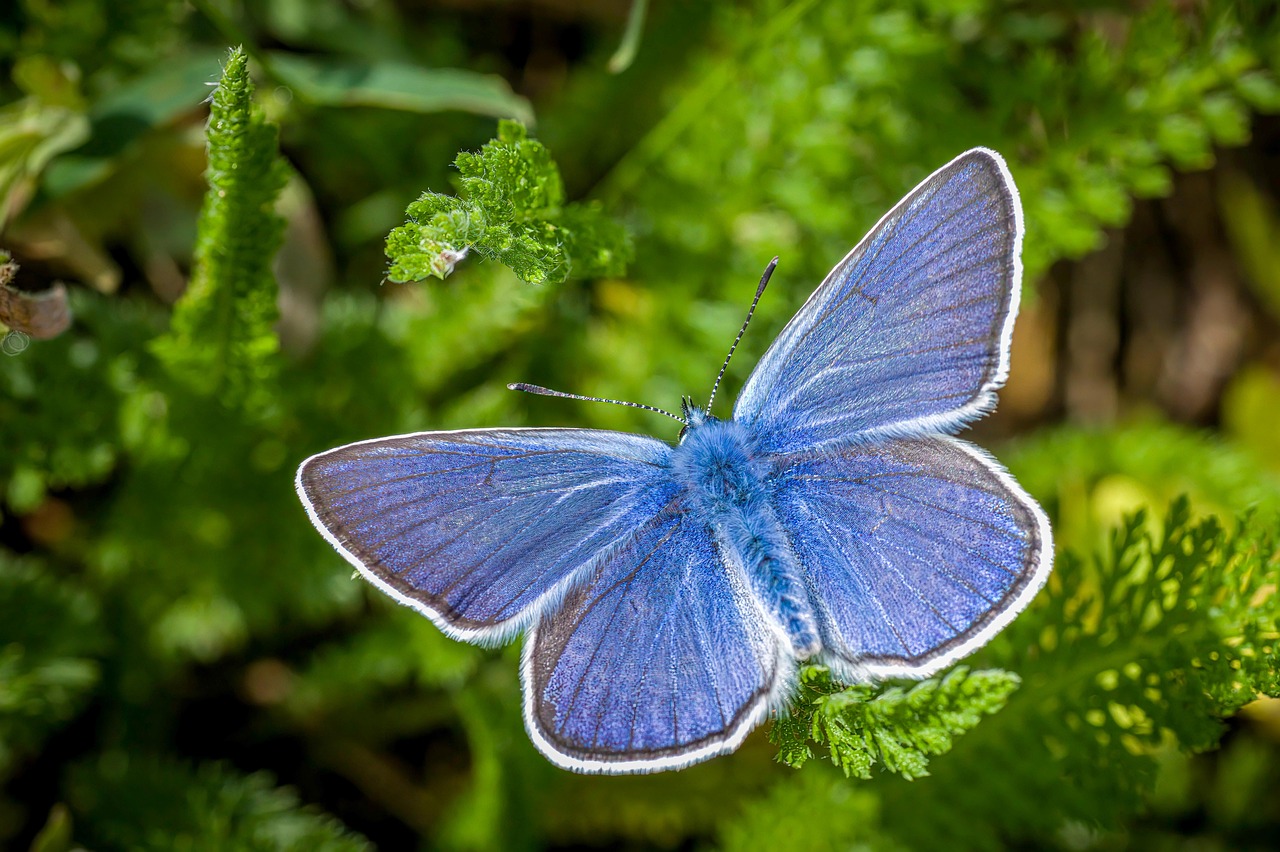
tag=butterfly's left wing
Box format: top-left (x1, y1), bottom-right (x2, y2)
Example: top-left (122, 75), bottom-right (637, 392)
top-left (734, 149), bottom-right (1021, 456)
top-left (297, 428), bottom-right (678, 644)
top-left (524, 509), bottom-right (786, 773)
top-left (771, 435), bottom-right (1051, 678)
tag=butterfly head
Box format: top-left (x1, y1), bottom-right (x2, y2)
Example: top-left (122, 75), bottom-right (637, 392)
top-left (678, 397), bottom-right (716, 441)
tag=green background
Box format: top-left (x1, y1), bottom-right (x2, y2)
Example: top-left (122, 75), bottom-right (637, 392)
top-left (2, 1), bottom-right (1280, 849)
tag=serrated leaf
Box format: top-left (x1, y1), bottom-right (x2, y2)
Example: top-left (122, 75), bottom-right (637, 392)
top-left (881, 499), bottom-right (1280, 848)
top-left (386, 120), bottom-right (632, 285)
top-left (772, 665), bottom-right (1019, 780)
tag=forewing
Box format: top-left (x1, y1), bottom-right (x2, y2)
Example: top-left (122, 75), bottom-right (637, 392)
top-left (524, 510), bottom-right (785, 773)
top-left (772, 436), bottom-right (1051, 677)
top-left (735, 149), bottom-right (1023, 455)
top-left (297, 428), bottom-right (676, 643)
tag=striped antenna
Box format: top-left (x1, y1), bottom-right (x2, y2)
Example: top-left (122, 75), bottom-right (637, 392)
top-left (508, 383), bottom-right (685, 424)
top-left (706, 257), bottom-right (777, 415)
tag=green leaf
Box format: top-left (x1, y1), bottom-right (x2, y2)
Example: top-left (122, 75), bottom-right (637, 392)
top-left (0, 290), bottom-right (157, 516)
top-left (268, 53), bottom-right (534, 123)
top-left (41, 49), bottom-right (229, 198)
top-left (150, 47), bottom-right (289, 412)
top-left (0, 97), bottom-right (90, 226)
top-left (881, 499), bottom-right (1280, 848)
top-left (385, 120), bottom-right (633, 285)
top-left (88, 50), bottom-right (226, 130)
top-left (773, 666), bottom-right (1020, 780)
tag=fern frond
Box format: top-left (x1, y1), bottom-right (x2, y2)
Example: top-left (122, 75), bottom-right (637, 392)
top-left (737, 500), bottom-right (1278, 849)
top-left (151, 46), bottom-right (288, 411)
top-left (878, 498), bottom-right (1280, 848)
top-left (385, 120), bottom-right (633, 285)
top-left (773, 666), bottom-right (1019, 780)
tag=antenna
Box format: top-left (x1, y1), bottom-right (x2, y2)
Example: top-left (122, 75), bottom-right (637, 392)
top-left (508, 383), bottom-right (685, 424)
top-left (706, 257), bottom-right (777, 415)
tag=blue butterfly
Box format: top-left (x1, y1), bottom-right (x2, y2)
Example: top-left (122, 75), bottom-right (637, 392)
top-left (296, 149), bottom-right (1053, 774)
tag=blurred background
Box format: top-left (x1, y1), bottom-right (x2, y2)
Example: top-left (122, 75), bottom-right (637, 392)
top-left (2, 1), bottom-right (1280, 849)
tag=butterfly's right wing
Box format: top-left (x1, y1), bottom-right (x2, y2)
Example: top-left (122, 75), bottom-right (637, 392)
top-left (734, 149), bottom-right (1022, 455)
top-left (296, 428), bottom-right (679, 644)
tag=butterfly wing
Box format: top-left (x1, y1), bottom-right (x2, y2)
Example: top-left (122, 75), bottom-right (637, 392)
top-left (734, 148), bottom-right (1022, 455)
top-left (524, 509), bottom-right (786, 773)
top-left (771, 435), bottom-right (1051, 677)
top-left (296, 428), bottom-right (677, 644)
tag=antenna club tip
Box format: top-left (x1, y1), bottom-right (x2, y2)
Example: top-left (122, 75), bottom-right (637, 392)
top-left (506, 383), bottom-right (520, 391)
top-left (770, 256), bottom-right (779, 265)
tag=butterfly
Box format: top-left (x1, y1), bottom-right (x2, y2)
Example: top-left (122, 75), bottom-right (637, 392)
top-left (296, 148), bottom-right (1052, 774)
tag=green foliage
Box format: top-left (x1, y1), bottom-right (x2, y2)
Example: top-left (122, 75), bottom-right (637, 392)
top-left (282, 607), bottom-right (484, 727)
top-left (0, 0), bottom-right (183, 81)
top-left (0, 292), bottom-right (156, 512)
top-left (0, 553), bottom-right (102, 775)
top-left (606, 0), bottom-right (650, 75)
top-left (0, 93), bottom-right (88, 228)
top-left (67, 758), bottom-right (371, 851)
top-left (1219, 167), bottom-right (1280, 319)
top-left (618, 0), bottom-right (1280, 280)
top-left (732, 500), bottom-right (1280, 851)
top-left (719, 767), bottom-right (903, 852)
top-left (28, 804), bottom-right (75, 852)
top-left (1005, 420), bottom-right (1280, 552)
top-left (1222, 365), bottom-right (1280, 468)
top-left (873, 498), bottom-right (1280, 849)
top-left (565, 0), bottom-right (1280, 429)
top-left (385, 120), bottom-right (633, 285)
top-left (151, 47), bottom-right (288, 412)
top-left (1034, 498), bottom-right (1277, 752)
top-left (267, 53), bottom-right (533, 122)
top-left (773, 666), bottom-right (1020, 780)
top-left (2, 1), bottom-right (1279, 848)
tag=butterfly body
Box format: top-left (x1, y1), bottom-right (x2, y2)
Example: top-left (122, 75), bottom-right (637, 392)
top-left (672, 412), bottom-right (822, 657)
top-left (298, 148), bottom-right (1053, 774)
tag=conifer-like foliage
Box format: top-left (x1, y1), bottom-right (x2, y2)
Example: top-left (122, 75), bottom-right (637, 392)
top-left (0, 555), bottom-right (101, 776)
top-left (735, 500), bottom-right (1280, 850)
top-left (1, 2), bottom-right (1279, 849)
top-left (1023, 500), bottom-right (1279, 782)
top-left (386, 121), bottom-right (633, 285)
top-left (151, 47), bottom-right (288, 412)
top-left (772, 666), bottom-right (1020, 780)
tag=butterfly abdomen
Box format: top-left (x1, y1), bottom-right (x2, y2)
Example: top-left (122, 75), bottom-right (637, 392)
top-left (673, 418), bottom-right (820, 658)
